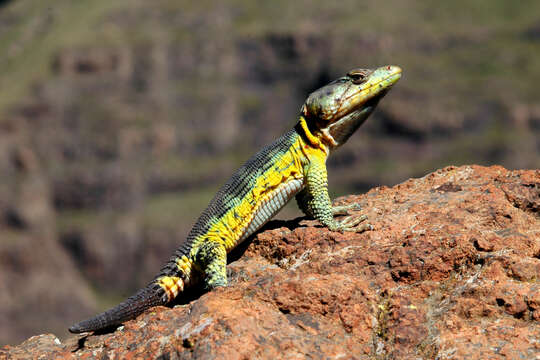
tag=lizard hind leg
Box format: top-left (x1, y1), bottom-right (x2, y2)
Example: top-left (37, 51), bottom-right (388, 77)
top-left (195, 239), bottom-right (228, 290)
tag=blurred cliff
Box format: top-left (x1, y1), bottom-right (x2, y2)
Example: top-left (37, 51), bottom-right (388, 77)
top-left (0, 0), bottom-right (538, 345)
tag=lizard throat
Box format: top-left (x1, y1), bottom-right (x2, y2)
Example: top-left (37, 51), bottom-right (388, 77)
top-left (298, 116), bottom-right (334, 151)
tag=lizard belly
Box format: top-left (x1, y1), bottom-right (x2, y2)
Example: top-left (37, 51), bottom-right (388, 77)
top-left (238, 178), bottom-right (303, 243)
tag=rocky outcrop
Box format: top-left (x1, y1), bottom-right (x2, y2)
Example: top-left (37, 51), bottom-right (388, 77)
top-left (1, 165), bottom-right (538, 359)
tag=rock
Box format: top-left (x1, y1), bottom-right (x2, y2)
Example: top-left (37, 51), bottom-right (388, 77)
top-left (1, 165), bottom-right (539, 359)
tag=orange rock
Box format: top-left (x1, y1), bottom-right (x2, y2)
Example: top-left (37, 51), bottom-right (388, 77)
top-left (2, 165), bottom-right (539, 359)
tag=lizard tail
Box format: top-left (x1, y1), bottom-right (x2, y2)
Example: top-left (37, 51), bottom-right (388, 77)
top-left (68, 282), bottom-right (168, 334)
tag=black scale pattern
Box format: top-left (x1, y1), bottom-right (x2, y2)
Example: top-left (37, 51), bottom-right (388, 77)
top-left (183, 128), bottom-right (300, 246)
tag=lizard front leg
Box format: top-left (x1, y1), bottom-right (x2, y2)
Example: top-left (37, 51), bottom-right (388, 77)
top-left (301, 157), bottom-right (371, 233)
top-left (295, 187), bottom-right (315, 219)
top-left (296, 189), bottom-right (366, 218)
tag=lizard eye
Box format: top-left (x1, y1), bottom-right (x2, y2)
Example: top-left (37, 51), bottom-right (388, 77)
top-left (347, 69), bottom-right (370, 84)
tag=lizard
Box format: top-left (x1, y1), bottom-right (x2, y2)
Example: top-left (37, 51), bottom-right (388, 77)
top-left (69, 65), bottom-right (402, 334)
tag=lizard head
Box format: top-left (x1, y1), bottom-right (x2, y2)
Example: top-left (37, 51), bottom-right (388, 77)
top-left (301, 65), bottom-right (401, 148)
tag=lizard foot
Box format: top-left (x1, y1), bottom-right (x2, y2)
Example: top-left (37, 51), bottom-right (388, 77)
top-left (204, 278), bottom-right (227, 291)
top-left (328, 214), bottom-right (372, 233)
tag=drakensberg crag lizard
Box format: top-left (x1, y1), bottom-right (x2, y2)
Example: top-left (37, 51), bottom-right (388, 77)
top-left (69, 65), bottom-right (402, 333)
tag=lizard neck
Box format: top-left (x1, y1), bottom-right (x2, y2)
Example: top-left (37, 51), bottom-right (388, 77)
top-left (295, 116), bottom-right (331, 157)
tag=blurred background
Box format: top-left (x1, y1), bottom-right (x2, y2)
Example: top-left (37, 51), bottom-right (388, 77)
top-left (0, 0), bottom-right (539, 345)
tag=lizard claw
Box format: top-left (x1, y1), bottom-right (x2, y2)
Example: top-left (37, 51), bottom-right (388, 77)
top-left (328, 214), bottom-right (371, 233)
top-left (342, 222), bottom-right (372, 233)
top-left (332, 203), bottom-right (362, 216)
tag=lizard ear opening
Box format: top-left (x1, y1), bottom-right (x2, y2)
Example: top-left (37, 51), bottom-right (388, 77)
top-left (300, 100), bottom-right (328, 133)
top-left (301, 104), bottom-right (309, 117)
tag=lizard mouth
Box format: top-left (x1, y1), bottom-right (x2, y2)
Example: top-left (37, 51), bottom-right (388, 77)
top-left (340, 69), bottom-right (401, 119)
top-left (325, 97), bottom-right (381, 147)
top-left (325, 69), bottom-right (400, 126)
